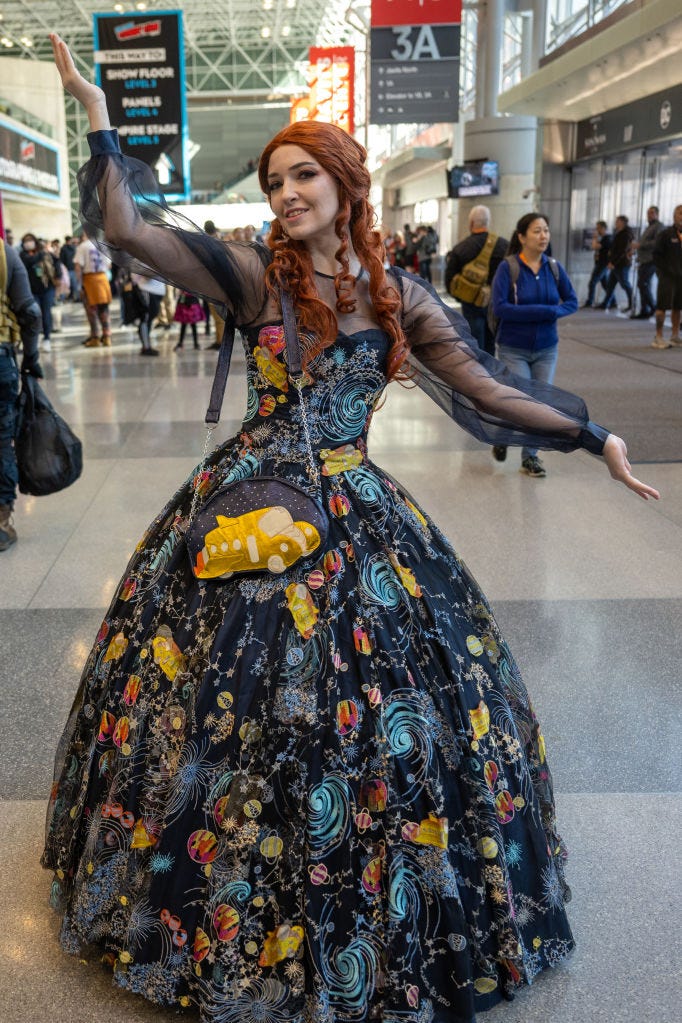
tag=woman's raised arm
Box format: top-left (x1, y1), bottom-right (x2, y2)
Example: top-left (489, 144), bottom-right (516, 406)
top-left (49, 34), bottom-right (253, 316)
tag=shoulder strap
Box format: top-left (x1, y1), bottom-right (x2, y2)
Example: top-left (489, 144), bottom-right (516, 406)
top-left (204, 286), bottom-right (302, 425)
top-left (0, 241), bottom-right (7, 294)
top-left (548, 257), bottom-right (560, 282)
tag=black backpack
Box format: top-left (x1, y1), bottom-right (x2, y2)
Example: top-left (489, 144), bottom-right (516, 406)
top-left (487, 255), bottom-right (560, 338)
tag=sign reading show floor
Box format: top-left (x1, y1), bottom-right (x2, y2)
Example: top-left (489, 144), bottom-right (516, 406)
top-left (93, 9), bottom-right (189, 201)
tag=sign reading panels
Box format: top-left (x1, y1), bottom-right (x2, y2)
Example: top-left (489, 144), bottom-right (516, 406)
top-left (370, 0), bottom-right (461, 125)
top-left (93, 9), bottom-right (189, 201)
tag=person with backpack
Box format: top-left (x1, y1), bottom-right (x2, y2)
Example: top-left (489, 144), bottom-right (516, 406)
top-left (0, 238), bottom-right (42, 550)
top-left (445, 205), bottom-right (507, 356)
top-left (489, 212), bottom-right (577, 477)
top-left (19, 234), bottom-right (60, 352)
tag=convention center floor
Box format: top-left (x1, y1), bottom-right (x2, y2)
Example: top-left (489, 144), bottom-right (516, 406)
top-left (1, 300), bottom-right (679, 1023)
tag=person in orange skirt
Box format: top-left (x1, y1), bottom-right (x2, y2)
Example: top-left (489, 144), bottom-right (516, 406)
top-left (74, 233), bottom-right (112, 347)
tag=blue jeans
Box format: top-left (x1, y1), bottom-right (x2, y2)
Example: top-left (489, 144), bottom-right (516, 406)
top-left (460, 301), bottom-right (496, 357)
top-left (636, 262), bottom-right (657, 316)
top-left (496, 343), bottom-right (559, 459)
top-left (36, 286), bottom-right (55, 339)
top-left (586, 264), bottom-right (613, 306)
top-left (0, 344), bottom-right (19, 505)
top-left (602, 266), bottom-right (633, 308)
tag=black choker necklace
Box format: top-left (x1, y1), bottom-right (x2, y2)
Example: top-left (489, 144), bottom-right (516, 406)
top-left (314, 267), bottom-right (365, 281)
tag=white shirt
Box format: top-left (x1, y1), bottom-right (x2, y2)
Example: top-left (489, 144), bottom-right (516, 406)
top-left (74, 239), bottom-right (111, 275)
top-left (131, 273), bottom-right (166, 296)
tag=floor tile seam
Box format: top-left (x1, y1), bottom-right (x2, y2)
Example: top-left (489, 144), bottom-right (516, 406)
top-left (25, 458), bottom-right (124, 610)
top-left (558, 335), bottom-right (682, 376)
top-left (557, 790), bottom-right (681, 797)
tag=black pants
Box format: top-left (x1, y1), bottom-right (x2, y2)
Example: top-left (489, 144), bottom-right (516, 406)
top-left (137, 293), bottom-right (162, 349)
top-left (0, 344), bottom-right (19, 506)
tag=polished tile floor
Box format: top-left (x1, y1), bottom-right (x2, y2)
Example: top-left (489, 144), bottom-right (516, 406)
top-left (1, 302), bottom-right (680, 1023)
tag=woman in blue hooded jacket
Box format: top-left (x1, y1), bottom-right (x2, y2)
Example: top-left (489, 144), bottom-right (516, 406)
top-left (490, 212), bottom-right (577, 476)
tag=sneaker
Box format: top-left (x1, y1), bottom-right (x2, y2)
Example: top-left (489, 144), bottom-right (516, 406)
top-left (83, 337), bottom-right (101, 348)
top-left (650, 337), bottom-right (673, 349)
top-left (0, 503), bottom-right (17, 551)
top-left (520, 456), bottom-right (546, 478)
top-left (205, 341), bottom-right (221, 350)
top-left (492, 445), bottom-right (507, 462)
top-left (101, 335), bottom-right (112, 347)
top-left (669, 336), bottom-right (682, 346)
top-left (140, 347), bottom-right (160, 356)
top-left (41, 339), bottom-right (52, 352)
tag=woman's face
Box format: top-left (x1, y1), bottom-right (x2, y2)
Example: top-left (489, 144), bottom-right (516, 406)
top-left (266, 144), bottom-right (340, 247)
top-left (22, 235), bottom-right (36, 251)
top-left (519, 218), bottom-right (550, 257)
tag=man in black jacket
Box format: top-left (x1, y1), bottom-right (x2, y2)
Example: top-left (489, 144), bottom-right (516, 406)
top-left (444, 206), bottom-right (507, 355)
top-left (583, 220), bottom-right (614, 308)
top-left (651, 204), bottom-right (682, 349)
top-left (598, 215), bottom-right (634, 311)
top-left (630, 205), bottom-right (663, 319)
top-left (0, 239), bottom-right (43, 550)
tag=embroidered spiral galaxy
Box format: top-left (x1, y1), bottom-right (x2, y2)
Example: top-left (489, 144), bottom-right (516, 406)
top-left (306, 773), bottom-right (351, 857)
top-left (383, 692), bottom-right (434, 800)
top-left (319, 903), bottom-right (382, 1012)
top-left (359, 554), bottom-right (404, 610)
top-left (388, 853), bottom-right (422, 927)
top-left (221, 451), bottom-right (259, 486)
top-left (245, 384), bottom-right (259, 420)
top-left (318, 378), bottom-right (372, 443)
top-left (346, 466), bottom-right (393, 521)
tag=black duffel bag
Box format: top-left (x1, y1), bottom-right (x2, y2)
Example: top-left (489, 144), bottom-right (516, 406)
top-left (15, 375), bottom-right (83, 496)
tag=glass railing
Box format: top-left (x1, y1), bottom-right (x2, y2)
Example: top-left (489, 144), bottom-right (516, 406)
top-left (546, 0), bottom-right (632, 54)
top-left (0, 96), bottom-right (54, 139)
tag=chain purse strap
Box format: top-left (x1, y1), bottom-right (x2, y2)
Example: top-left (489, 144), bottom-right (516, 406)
top-left (188, 288), bottom-right (318, 523)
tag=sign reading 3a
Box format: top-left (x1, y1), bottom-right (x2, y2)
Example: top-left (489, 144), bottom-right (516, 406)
top-left (370, 0), bottom-right (461, 125)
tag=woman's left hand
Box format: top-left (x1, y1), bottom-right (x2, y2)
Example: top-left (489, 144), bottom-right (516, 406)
top-left (602, 434), bottom-right (660, 501)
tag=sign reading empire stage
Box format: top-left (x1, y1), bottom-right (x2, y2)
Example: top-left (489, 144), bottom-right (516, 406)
top-left (370, 0), bottom-right (461, 125)
top-left (93, 9), bottom-right (189, 201)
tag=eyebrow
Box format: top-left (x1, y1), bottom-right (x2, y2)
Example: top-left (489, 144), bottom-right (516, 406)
top-left (267, 161), bottom-right (317, 182)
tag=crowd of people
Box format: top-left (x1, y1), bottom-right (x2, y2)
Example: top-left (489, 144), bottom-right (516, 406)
top-left (2, 222), bottom-right (268, 358)
top-left (581, 205), bottom-right (682, 349)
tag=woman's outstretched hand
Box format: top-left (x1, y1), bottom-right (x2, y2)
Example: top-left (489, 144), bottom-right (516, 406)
top-left (603, 434), bottom-right (660, 501)
top-left (50, 33), bottom-right (110, 127)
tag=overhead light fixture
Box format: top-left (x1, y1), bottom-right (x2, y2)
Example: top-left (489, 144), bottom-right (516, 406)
top-left (136, 2), bottom-right (147, 10)
top-left (261, 26), bottom-right (271, 38)
top-left (282, 25), bottom-right (291, 37)
top-left (20, 36), bottom-right (33, 47)
top-left (286, 0), bottom-right (297, 8)
top-left (1, 37), bottom-right (14, 48)
top-left (263, 0), bottom-right (274, 9)
top-left (114, 3), bottom-right (124, 10)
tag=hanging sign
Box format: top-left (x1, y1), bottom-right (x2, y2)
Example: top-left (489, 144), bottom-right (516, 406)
top-left (93, 9), bottom-right (189, 201)
top-left (370, 0), bottom-right (461, 125)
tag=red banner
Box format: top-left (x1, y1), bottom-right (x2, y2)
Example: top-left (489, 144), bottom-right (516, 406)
top-left (370, 0), bottom-right (462, 27)
top-left (306, 47), bottom-right (355, 136)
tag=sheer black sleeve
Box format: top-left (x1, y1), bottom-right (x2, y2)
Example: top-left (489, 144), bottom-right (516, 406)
top-left (393, 270), bottom-right (609, 456)
top-left (78, 129), bottom-right (268, 324)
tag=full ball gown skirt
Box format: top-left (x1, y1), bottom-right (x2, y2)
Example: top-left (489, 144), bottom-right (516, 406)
top-left (43, 328), bottom-right (574, 1023)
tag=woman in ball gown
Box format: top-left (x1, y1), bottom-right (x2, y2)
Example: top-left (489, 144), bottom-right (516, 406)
top-left (43, 33), bottom-right (658, 1023)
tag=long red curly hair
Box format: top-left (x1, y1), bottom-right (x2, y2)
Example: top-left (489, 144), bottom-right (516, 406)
top-left (257, 121), bottom-right (408, 380)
